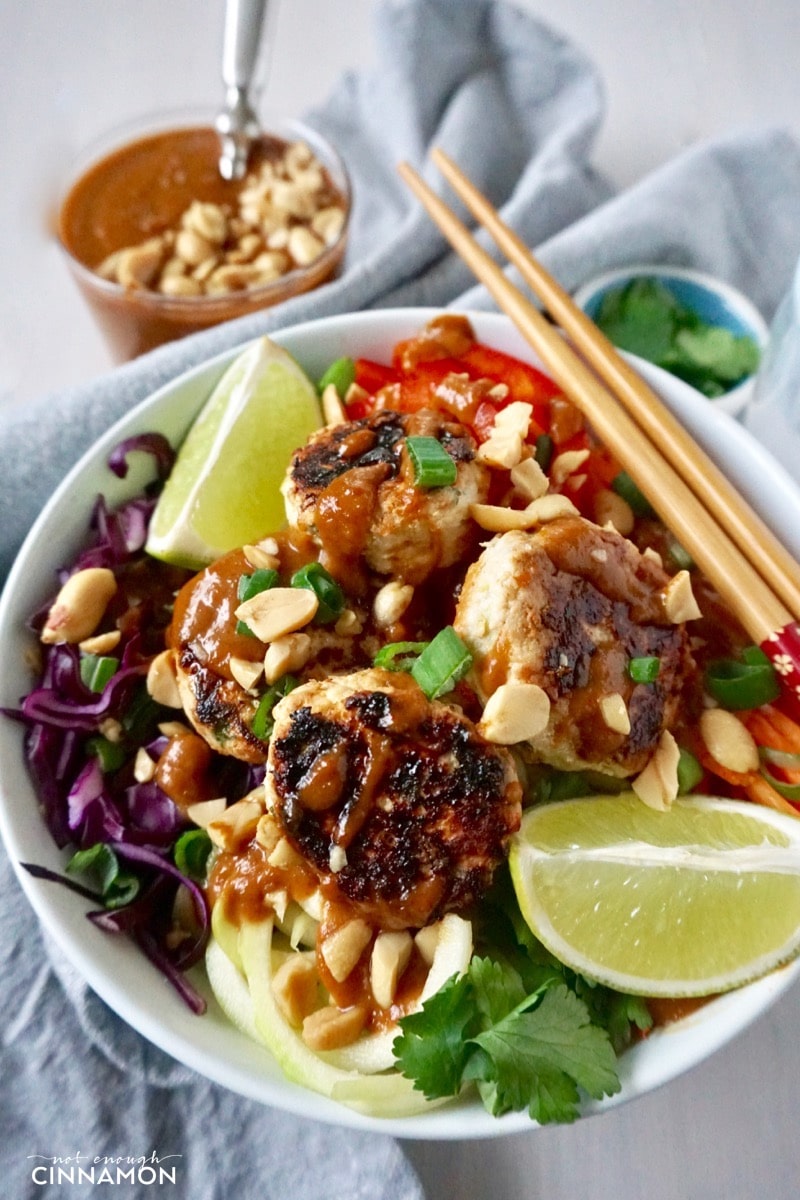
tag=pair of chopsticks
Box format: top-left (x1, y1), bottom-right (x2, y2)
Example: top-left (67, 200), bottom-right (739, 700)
top-left (398, 150), bottom-right (800, 699)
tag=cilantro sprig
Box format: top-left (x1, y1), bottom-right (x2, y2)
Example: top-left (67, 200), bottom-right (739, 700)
top-left (393, 957), bottom-right (621, 1123)
top-left (393, 870), bottom-right (652, 1124)
top-left (594, 277), bottom-right (760, 399)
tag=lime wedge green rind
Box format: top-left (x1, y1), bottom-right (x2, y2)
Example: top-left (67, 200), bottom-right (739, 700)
top-left (509, 793), bottom-right (800, 998)
top-left (146, 337), bottom-right (323, 569)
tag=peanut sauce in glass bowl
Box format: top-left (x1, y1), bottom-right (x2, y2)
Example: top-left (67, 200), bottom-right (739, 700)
top-left (57, 113), bottom-right (350, 360)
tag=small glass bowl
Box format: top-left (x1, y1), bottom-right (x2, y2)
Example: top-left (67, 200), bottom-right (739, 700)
top-left (56, 110), bottom-right (351, 361)
top-left (573, 264), bottom-right (769, 417)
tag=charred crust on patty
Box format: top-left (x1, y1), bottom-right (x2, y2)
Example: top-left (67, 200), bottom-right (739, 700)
top-left (266, 670), bottom-right (521, 927)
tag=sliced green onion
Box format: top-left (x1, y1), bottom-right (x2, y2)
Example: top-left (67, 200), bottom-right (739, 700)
top-left (318, 356), bottom-right (356, 398)
top-left (611, 470), bottom-right (655, 517)
top-left (534, 433), bottom-right (554, 472)
top-left (85, 734), bottom-right (127, 774)
top-left (80, 654), bottom-right (119, 693)
top-left (677, 747), bottom-right (703, 795)
top-left (252, 674), bottom-right (298, 741)
top-left (760, 745), bottom-right (800, 770)
top-left (667, 539), bottom-right (694, 571)
top-left (291, 562), bottom-right (345, 624)
top-left (236, 567), bottom-right (279, 637)
top-left (759, 765), bottom-right (800, 803)
top-left (406, 436), bottom-right (457, 489)
top-left (174, 829), bottom-right (213, 881)
top-left (705, 649), bottom-right (780, 710)
top-left (374, 641), bottom-right (430, 671)
top-left (66, 843), bottom-right (139, 909)
top-left (410, 626), bottom-right (472, 699)
top-left (628, 655), bottom-right (660, 684)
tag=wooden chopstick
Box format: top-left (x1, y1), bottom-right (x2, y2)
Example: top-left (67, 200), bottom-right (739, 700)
top-left (429, 147), bottom-right (800, 622)
top-left (397, 158), bottom-right (793, 646)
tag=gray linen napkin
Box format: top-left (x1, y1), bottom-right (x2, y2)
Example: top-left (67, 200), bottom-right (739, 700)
top-left (4, 0), bottom-right (800, 1193)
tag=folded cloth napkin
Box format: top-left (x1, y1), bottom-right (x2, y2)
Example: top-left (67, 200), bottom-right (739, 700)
top-left (4, 0), bottom-right (800, 1194)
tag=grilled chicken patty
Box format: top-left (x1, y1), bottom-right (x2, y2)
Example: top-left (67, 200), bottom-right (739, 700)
top-left (454, 518), bottom-right (695, 776)
top-left (265, 667), bottom-right (522, 928)
top-left (281, 409), bottom-right (490, 586)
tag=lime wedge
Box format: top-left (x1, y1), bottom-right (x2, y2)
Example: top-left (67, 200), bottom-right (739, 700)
top-left (146, 337), bottom-right (322, 568)
top-left (509, 793), bottom-right (800, 997)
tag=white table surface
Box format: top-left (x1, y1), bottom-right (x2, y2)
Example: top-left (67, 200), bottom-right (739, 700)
top-left (3, 3), bottom-right (800, 1197)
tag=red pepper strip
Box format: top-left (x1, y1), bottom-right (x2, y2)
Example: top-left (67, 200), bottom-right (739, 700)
top-left (396, 359), bottom-right (470, 413)
top-left (354, 358), bottom-right (401, 395)
top-left (460, 344), bottom-right (561, 405)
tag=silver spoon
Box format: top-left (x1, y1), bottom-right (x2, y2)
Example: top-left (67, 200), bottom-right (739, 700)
top-left (215, 0), bottom-right (270, 181)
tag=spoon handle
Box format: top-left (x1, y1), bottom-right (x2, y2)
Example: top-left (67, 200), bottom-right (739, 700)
top-left (222, 0), bottom-right (269, 91)
top-left (217, 0), bottom-right (269, 181)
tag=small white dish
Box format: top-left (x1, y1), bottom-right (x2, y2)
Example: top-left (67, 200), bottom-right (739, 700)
top-left (574, 264), bottom-right (770, 417)
top-left (1, 308), bottom-right (799, 1138)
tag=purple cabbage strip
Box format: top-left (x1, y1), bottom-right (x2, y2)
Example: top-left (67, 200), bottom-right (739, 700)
top-left (21, 662), bottom-right (145, 731)
top-left (134, 929), bottom-right (207, 1015)
top-left (107, 433), bottom-right (175, 482)
top-left (67, 759), bottom-right (128, 846)
top-left (124, 780), bottom-right (185, 843)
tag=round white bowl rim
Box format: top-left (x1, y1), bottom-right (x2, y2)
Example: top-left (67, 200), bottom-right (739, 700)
top-left (1, 306), bottom-right (799, 1139)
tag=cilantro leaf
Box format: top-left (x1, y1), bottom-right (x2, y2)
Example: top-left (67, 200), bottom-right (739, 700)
top-left (469, 984), bottom-right (621, 1124)
top-left (392, 972), bottom-right (477, 1098)
top-left (594, 277), bottom-right (760, 399)
top-left (595, 278), bottom-right (681, 364)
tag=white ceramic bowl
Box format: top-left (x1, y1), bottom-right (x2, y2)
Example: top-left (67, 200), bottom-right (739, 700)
top-left (573, 264), bottom-right (770, 417)
top-left (1, 308), bottom-right (799, 1139)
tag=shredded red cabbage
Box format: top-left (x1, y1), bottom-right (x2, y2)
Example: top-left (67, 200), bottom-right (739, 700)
top-left (107, 433), bottom-right (175, 482)
top-left (6, 431), bottom-right (243, 1013)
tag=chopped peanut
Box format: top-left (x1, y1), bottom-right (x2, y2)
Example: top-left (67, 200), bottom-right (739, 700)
top-left (235, 587), bottom-right (318, 643)
top-left (550, 448), bottom-right (590, 487)
top-left (186, 797), bottom-right (227, 829)
top-left (700, 708), bottom-right (759, 774)
top-left (373, 581), bottom-right (414, 628)
top-left (146, 649), bottom-right (183, 708)
top-left (478, 682), bottom-right (551, 744)
top-left (263, 632), bottom-right (312, 685)
top-left (593, 488), bottom-right (634, 535)
top-left (229, 655), bottom-right (264, 692)
top-left (414, 923), bottom-right (442, 967)
top-left (41, 568), bottom-right (117, 645)
top-left (632, 730), bottom-right (681, 811)
top-left (663, 571), bottom-right (703, 622)
top-left (509, 455), bottom-right (548, 501)
top-left (207, 796), bottom-right (264, 851)
top-left (370, 930), bottom-right (413, 1009)
top-left (243, 543), bottom-right (280, 572)
top-left (319, 918), bottom-right (372, 983)
top-left (321, 382), bottom-right (347, 427)
top-left (599, 693), bottom-right (631, 735)
top-left (78, 630), bottom-right (121, 656)
top-left (302, 1004), bottom-right (368, 1051)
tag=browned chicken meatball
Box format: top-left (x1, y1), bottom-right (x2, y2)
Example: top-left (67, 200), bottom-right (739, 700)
top-left (454, 518), bottom-right (695, 777)
top-left (265, 667), bottom-right (522, 928)
top-left (167, 547), bottom-right (365, 763)
top-left (281, 409), bottom-right (490, 586)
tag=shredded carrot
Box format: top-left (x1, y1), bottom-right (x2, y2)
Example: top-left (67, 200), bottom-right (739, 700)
top-left (742, 775), bottom-right (800, 817)
top-left (693, 742), bottom-right (800, 818)
top-left (747, 705), bottom-right (800, 754)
